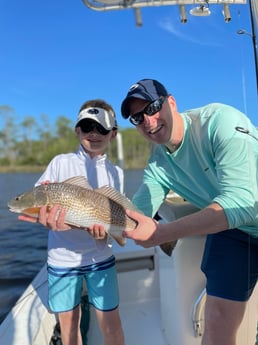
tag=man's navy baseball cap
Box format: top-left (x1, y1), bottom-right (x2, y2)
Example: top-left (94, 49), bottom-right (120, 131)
top-left (121, 79), bottom-right (169, 119)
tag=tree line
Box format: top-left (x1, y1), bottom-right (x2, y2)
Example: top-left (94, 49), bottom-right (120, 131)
top-left (0, 105), bottom-right (151, 171)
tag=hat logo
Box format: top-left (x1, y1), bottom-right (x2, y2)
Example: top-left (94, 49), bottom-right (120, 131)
top-left (129, 83), bottom-right (140, 91)
top-left (87, 108), bottom-right (99, 114)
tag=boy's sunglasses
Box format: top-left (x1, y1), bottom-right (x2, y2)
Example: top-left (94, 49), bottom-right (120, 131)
top-left (79, 120), bottom-right (111, 135)
top-left (129, 97), bottom-right (166, 126)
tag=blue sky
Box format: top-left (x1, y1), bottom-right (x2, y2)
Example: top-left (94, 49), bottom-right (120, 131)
top-left (0, 0), bottom-right (257, 131)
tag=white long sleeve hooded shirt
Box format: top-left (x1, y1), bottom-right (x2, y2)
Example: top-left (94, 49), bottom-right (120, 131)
top-left (36, 145), bottom-right (124, 267)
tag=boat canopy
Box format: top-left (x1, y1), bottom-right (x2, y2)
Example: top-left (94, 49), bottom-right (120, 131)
top-left (81, 0), bottom-right (247, 26)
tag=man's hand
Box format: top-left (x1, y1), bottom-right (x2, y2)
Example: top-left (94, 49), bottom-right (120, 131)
top-left (123, 209), bottom-right (159, 248)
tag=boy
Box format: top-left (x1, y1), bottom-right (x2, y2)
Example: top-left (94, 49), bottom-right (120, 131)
top-left (19, 99), bottom-right (125, 345)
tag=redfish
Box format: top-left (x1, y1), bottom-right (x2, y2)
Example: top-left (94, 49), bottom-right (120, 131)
top-left (8, 176), bottom-right (139, 246)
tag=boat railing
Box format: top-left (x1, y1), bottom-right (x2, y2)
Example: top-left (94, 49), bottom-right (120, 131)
top-left (192, 288), bottom-right (206, 337)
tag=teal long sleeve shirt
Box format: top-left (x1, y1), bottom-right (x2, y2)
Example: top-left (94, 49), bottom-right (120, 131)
top-left (132, 103), bottom-right (258, 238)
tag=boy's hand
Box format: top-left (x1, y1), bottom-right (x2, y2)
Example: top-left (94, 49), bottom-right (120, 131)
top-left (18, 214), bottom-right (38, 223)
top-left (19, 204), bottom-right (72, 231)
top-left (87, 224), bottom-right (107, 240)
top-left (40, 204), bottom-right (71, 230)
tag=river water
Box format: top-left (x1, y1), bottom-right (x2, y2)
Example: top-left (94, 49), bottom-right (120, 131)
top-left (0, 169), bottom-right (144, 323)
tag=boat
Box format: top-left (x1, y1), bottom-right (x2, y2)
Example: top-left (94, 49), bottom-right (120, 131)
top-left (0, 1), bottom-right (257, 342)
top-left (0, 195), bottom-right (258, 345)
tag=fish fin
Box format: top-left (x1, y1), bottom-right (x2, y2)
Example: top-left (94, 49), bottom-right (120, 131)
top-left (96, 186), bottom-right (142, 213)
top-left (62, 176), bottom-right (93, 190)
top-left (159, 240), bottom-right (177, 257)
top-left (21, 205), bottom-right (53, 218)
top-left (109, 233), bottom-right (126, 246)
top-left (22, 207), bottom-right (42, 217)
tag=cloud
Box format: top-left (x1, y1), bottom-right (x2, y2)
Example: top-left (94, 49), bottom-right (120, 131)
top-left (158, 16), bottom-right (222, 47)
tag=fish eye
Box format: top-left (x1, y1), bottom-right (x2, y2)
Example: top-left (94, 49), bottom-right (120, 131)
top-left (14, 194), bottom-right (24, 201)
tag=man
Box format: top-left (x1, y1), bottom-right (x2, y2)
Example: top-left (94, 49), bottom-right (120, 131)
top-left (121, 78), bottom-right (258, 345)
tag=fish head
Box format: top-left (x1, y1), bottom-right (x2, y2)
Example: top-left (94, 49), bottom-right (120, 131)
top-left (8, 186), bottom-right (49, 217)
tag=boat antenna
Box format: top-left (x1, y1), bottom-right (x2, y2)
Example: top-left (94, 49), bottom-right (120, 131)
top-left (237, 0), bottom-right (258, 95)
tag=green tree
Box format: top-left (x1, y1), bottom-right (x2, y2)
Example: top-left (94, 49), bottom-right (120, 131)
top-left (0, 107), bottom-right (152, 171)
top-left (20, 116), bottom-right (37, 159)
top-left (121, 128), bottom-right (151, 169)
top-left (0, 105), bottom-right (18, 166)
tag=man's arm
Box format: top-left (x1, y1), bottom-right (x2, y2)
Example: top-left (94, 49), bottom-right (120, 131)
top-left (123, 202), bottom-right (228, 248)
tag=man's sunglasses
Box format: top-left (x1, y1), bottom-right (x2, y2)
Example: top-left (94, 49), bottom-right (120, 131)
top-left (129, 97), bottom-right (166, 126)
top-left (79, 120), bottom-right (111, 135)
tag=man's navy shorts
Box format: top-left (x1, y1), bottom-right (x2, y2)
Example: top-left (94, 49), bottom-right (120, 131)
top-left (201, 228), bottom-right (258, 301)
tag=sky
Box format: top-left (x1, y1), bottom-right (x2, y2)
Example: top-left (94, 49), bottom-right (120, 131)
top-left (0, 0), bottom-right (257, 132)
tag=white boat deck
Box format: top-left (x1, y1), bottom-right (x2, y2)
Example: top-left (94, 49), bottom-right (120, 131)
top-left (88, 298), bottom-right (166, 344)
top-left (90, 241), bottom-right (168, 344)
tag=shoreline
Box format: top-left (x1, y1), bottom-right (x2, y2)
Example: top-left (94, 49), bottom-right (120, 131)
top-left (0, 166), bottom-right (46, 173)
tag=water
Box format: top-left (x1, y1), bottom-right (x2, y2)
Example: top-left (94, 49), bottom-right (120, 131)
top-left (0, 169), bottom-right (144, 323)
